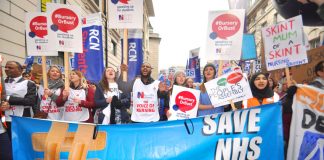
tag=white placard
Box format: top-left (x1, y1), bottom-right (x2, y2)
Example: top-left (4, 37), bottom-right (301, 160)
top-left (47, 3), bottom-right (82, 52)
top-left (205, 69), bottom-right (252, 107)
top-left (168, 85), bottom-right (200, 121)
top-left (25, 12), bottom-right (57, 56)
top-left (108, 0), bottom-right (143, 29)
top-left (205, 9), bottom-right (245, 60)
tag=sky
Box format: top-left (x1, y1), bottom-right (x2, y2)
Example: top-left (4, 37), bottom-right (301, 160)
top-left (150, 0), bottom-right (229, 70)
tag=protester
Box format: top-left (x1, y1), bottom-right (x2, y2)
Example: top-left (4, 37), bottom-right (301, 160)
top-left (119, 62), bottom-right (168, 123)
top-left (165, 70), bottom-right (187, 119)
top-left (185, 77), bottom-right (195, 89)
top-left (22, 72), bottom-right (31, 80)
top-left (36, 66), bottom-right (64, 120)
top-left (94, 67), bottom-right (130, 124)
top-left (56, 70), bottom-right (95, 123)
top-left (242, 72), bottom-right (279, 108)
top-left (308, 60), bottom-right (324, 89)
top-left (1, 61), bottom-right (37, 138)
top-left (197, 63), bottom-right (224, 116)
top-left (0, 109), bottom-right (12, 160)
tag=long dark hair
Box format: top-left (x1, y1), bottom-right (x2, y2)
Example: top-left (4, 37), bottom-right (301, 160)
top-left (200, 63), bottom-right (216, 93)
top-left (99, 67), bottom-right (117, 92)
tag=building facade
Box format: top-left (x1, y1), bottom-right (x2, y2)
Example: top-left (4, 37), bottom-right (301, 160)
top-left (0, 0), bottom-right (157, 79)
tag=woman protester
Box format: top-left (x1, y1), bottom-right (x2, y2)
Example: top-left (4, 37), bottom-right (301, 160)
top-left (243, 72), bottom-right (279, 108)
top-left (36, 66), bottom-right (64, 120)
top-left (198, 63), bottom-right (224, 116)
top-left (94, 67), bottom-right (130, 124)
top-left (185, 77), bottom-right (195, 89)
top-left (56, 70), bottom-right (95, 123)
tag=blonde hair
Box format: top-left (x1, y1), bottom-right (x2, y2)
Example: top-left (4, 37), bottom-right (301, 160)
top-left (70, 70), bottom-right (88, 89)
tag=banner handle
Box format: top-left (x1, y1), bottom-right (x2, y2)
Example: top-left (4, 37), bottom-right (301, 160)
top-left (285, 67), bottom-right (292, 87)
top-left (184, 119), bottom-right (194, 135)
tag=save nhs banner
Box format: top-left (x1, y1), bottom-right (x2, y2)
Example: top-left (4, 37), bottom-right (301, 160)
top-left (12, 103), bottom-right (284, 159)
top-left (122, 29), bottom-right (143, 81)
top-left (74, 13), bottom-right (104, 83)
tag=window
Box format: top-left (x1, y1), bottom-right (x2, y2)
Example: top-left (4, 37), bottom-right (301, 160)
top-left (309, 38), bottom-right (320, 49)
top-left (273, 13), bottom-right (278, 24)
top-left (112, 40), bottom-right (117, 56)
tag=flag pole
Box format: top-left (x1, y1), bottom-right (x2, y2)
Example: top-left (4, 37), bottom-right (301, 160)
top-left (64, 52), bottom-right (69, 89)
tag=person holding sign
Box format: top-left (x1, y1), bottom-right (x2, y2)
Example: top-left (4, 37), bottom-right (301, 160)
top-left (94, 67), bottom-right (130, 124)
top-left (36, 66), bottom-right (64, 120)
top-left (56, 70), bottom-right (95, 123)
top-left (198, 63), bottom-right (224, 116)
top-left (165, 70), bottom-right (188, 119)
top-left (242, 73), bottom-right (279, 108)
top-left (119, 62), bottom-right (168, 123)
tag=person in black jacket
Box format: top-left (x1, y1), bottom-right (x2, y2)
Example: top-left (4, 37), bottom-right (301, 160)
top-left (94, 67), bottom-right (130, 124)
top-left (1, 61), bottom-right (36, 138)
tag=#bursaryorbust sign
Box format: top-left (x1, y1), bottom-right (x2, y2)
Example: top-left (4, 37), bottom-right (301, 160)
top-left (205, 69), bottom-right (252, 107)
top-left (205, 9), bottom-right (245, 60)
top-left (46, 3), bottom-right (82, 53)
top-left (25, 12), bottom-right (57, 56)
top-left (108, 0), bottom-right (143, 29)
top-left (168, 85), bottom-right (200, 121)
top-left (261, 15), bottom-right (308, 71)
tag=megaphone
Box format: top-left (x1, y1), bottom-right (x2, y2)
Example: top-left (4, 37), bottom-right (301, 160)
top-left (273, 0), bottom-right (324, 26)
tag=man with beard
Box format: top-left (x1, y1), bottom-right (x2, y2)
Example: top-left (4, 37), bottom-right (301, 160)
top-left (119, 62), bottom-right (168, 122)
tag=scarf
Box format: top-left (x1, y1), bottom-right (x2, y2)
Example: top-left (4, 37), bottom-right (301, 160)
top-left (249, 73), bottom-right (274, 99)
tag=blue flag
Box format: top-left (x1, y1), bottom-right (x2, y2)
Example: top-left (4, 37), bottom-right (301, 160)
top-left (12, 103), bottom-right (284, 159)
top-left (187, 56), bottom-right (201, 82)
top-left (74, 13), bottom-right (104, 83)
top-left (122, 29), bottom-right (143, 82)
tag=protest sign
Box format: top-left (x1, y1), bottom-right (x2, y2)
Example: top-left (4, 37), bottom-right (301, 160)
top-left (261, 15), bottom-right (308, 71)
top-left (46, 3), bottom-right (82, 52)
top-left (287, 85), bottom-right (324, 160)
top-left (168, 85), bottom-right (200, 120)
top-left (74, 13), bottom-right (104, 83)
top-left (25, 12), bottom-right (57, 56)
top-left (108, 0), bottom-right (143, 29)
top-left (206, 9), bottom-right (245, 60)
top-left (12, 103), bottom-right (284, 159)
top-left (205, 69), bottom-right (252, 107)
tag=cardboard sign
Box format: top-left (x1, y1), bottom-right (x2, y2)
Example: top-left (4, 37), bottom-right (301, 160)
top-left (262, 15), bottom-right (308, 71)
top-left (47, 3), bottom-right (82, 52)
top-left (108, 0), bottom-right (143, 29)
top-left (25, 12), bottom-right (57, 56)
top-left (205, 69), bottom-right (252, 107)
top-left (168, 85), bottom-right (200, 120)
top-left (205, 9), bottom-right (245, 60)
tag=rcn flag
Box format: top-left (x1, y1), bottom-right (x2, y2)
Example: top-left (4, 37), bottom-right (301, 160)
top-left (12, 103), bottom-right (284, 159)
top-left (186, 56), bottom-right (201, 82)
top-left (74, 13), bottom-right (104, 83)
top-left (122, 29), bottom-right (143, 81)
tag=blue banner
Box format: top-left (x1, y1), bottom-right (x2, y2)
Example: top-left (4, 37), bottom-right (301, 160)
top-left (241, 34), bottom-right (257, 60)
top-left (12, 103), bottom-right (284, 160)
top-left (74, 13), bottom-right (104, 83)
top-left (186, 56), bottom-right (201, 82)
top-left (122, 29), bottom-right (143, 82)
top-left (24, 56), bottom-right (34, 73)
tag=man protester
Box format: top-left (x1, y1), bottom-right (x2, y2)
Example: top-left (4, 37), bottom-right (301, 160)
top-left (119, 62), bottom-right (168, 123)
top-left (1, 61), bottom-right (37, 138)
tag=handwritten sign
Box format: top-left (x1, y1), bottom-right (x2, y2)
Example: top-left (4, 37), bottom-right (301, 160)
top-left (262, 15), bottom-right (308, 71)
top-left (205, 69), bottom-right (252, 107)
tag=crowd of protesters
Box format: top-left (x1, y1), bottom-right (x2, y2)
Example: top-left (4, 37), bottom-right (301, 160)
top-left (0, 60), bottom-right (323, 159)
